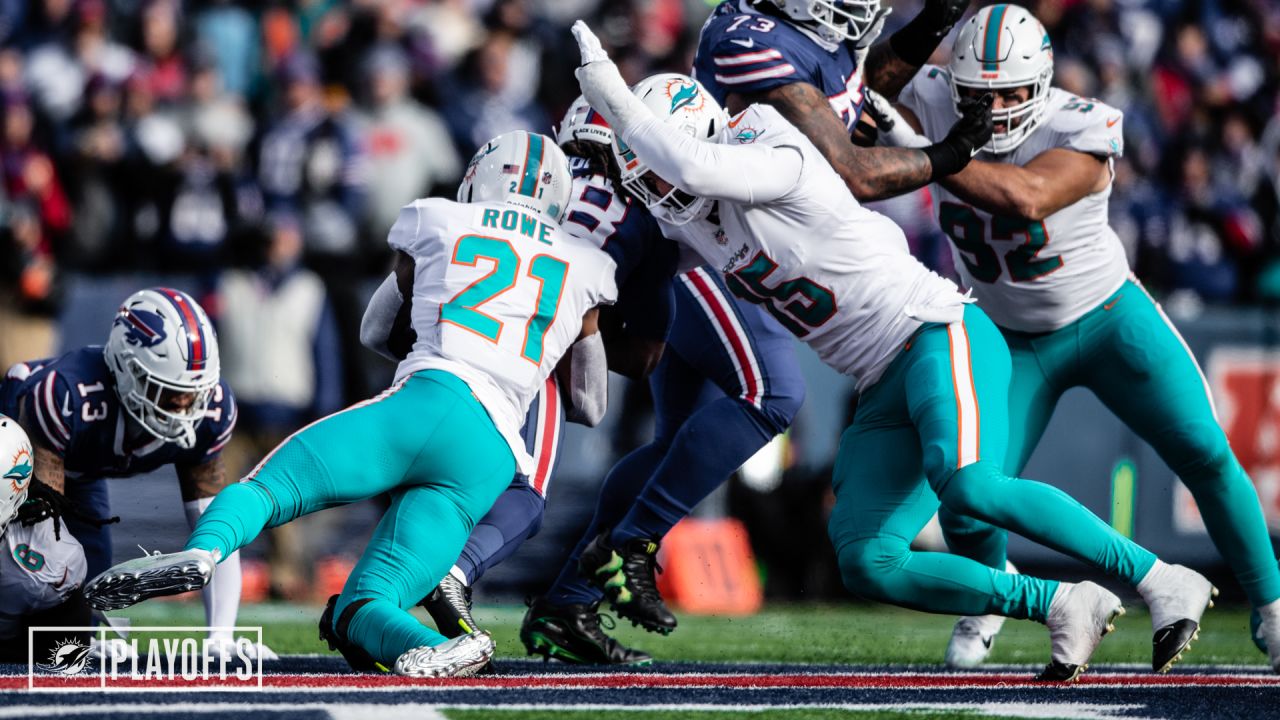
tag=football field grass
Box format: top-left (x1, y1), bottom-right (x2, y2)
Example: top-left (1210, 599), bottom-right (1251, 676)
top-left (117, 599), bottom-right (1267, 667)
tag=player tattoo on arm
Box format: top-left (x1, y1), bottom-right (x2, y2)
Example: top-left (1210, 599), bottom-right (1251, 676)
top-left (33, 446), bottom-right (65, 494)
top-left (743, 83), bottom-right (933, 201)
top-left (863, 43), bottom-right (922, 100)
top-left (941, 148), bottom-right (1109, 221)
top-left (178, 455), bottom-right (229, 502)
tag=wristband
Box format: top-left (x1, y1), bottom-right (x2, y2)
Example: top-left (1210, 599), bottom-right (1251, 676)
top-left (922, 141), bottom-right (968, 181)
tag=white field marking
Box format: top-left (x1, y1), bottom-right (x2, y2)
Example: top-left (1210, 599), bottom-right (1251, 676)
top-left (0, 704), bottom-right (446, 720)
top-left (0, 702), bottom-right (1156, 720)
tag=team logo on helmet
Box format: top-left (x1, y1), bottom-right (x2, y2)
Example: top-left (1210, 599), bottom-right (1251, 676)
top-left (667, 79), bottom-right (704, 114)
top-left (5, 447), bottom-right (30, 492)
top-left (115, 307), bottom-right (168, 348)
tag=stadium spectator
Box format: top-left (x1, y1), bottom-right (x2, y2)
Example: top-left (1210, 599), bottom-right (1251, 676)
top-left (355, 43), bottom-right (459, 238)
top-left (214, 210), bottom-right (343, 600)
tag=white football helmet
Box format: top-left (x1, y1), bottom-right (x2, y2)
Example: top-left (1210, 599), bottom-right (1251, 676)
top-left (0, 414), bottom-right (33, 538)
top-left (104, 288), bottom-right (220, 450)
top-left (948, 4), bottom-right (1054, 155)
top-left (614, 73), bottom-right (728, 226)
top-left (765, 0), bottom-right (882, 44)
top-left (457, 131), bottom-right (572, 223)
top-left (555, 95), bottom-right (614, 148)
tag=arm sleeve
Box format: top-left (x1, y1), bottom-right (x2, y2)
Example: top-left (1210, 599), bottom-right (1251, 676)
top-left (359, 273), bottom-right (404, 362)
top-left (562, 331), bottom-right (608, 427)
top-left (624, 115), bottom-right (802, 204)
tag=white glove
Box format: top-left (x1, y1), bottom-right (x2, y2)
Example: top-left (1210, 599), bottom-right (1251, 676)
top-left (571, 20), bottom-right (645, 133)
top-left (862, 89), bottom-right (931, 148)
top-left (208, 634), bottom-right (279, 661)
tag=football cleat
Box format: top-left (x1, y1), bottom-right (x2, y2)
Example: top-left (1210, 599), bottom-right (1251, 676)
top-left (579, 532), bottom-right (677, 634)
top-left (1252, 599), bottom-right (1280, 672)
top-left (1037, 581), bottom-right (1124, 682)
top-left (84, 548), bottom-right (216, 611)
top-left (946, 613), bottom-right (1006, 669)
top-left (1137, 562), bottom-right (1217, 672)
top-left (520, 596), bottom-right (653, 665)
top-left (946, 561), bottom-right (1018, 668)
top-left (318, 594), bottom-right (383, 672)
top-left (393, 630), bottom-right (495, 678)
top-left (421, 574), bottom-right (478, 640)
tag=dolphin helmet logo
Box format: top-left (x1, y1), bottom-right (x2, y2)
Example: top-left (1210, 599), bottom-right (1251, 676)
top-left (5, 447), bottom-right (31, 492)
top-left (669, 81), bottom-right (701, 113)
top-left (115, 307), bottom-right (168, 348)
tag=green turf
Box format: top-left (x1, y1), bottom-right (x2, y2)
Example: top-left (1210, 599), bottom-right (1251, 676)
top-left (113, 600), bottom-right (1269, 667)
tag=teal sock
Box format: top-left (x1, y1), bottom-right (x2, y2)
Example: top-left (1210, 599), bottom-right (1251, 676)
top-left (345, 598), bottom-right (448, 666)
top-left (184, 482), bottom-right (274, 559)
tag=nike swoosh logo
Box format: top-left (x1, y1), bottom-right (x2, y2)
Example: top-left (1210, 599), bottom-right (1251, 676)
top-left (1103, 294), bottom-right (1122, 311)
top-left (981, 635), bottom-right (994, 649)
top-left (1153, 627), bottom-right (1175, 646)
top-left (729, 38), bottom-right (754, 49)
top-left (1106, 116), bottom-right (1120, 128)
top-left (61, 392), bottom-right (72, 417)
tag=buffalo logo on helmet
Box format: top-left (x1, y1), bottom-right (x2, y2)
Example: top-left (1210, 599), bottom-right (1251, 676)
top-left (115, 307), bottom-right (168, 349)
top-left (4, 446), bottom-right (30, 493)
top-left (667, 79), bottom-right (704, 114)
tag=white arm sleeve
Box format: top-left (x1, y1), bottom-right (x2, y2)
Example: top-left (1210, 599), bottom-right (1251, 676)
top-left (359, 273), bottom-right (403, 362)
top-left (562, 332), bottom-right (608, 427)
top-left (185, 497), bottom-right (241, 636)
top-left (623, 116), bottom-right (803, 204)
top-left (574, 45), bottom-right (801, 204)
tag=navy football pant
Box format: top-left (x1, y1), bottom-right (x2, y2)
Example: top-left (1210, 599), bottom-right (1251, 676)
top-left (545, 267), bottom-right (805, 606)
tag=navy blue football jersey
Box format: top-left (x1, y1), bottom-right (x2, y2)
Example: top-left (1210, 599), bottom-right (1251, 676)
top-left (694, 0), bottom-right (865, 131)
top-left (0, 347), bottom-right (236, 479)
top-left (564, 157), bottom-right (678, 340)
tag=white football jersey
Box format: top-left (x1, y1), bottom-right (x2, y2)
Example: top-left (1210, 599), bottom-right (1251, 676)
top-left (663, 103), bottom-right (965, 391)
top-left (390, 198), bottom-right (617, 473)
top-left (900, 67), bottom-right (1130, 332)
top-left (0, 519), bottom-right (87, 639)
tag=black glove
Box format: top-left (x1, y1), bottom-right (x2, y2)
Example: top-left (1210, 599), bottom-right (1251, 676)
top-left (890, 0), bottom-right (970, 67)
top-left (922, 93), bottom-right (992, 180)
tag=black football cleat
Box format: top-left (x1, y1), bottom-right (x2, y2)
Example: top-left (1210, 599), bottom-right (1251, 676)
top-left (421, 574), bottom-right (479, 639)
top-left (318, 594), bottom-right (383, 672)
top-left (578, 532), bottom-right (677, 634)
top-left (520, 596), bottom-right (652, 665)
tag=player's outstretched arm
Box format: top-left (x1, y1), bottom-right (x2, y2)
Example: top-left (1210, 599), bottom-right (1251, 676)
top-left (863, 0), bottom-right (968, 100)
top-left (573, 21), bottom-right (802, 204)
top-left (32, 446), bottom-right (65, 495)
top-left (940, 148), bottom-right (1110, 221)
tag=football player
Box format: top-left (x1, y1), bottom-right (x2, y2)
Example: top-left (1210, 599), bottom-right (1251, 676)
top-left (517, 98), bottom-right (804, 665)
top-left (864, 3), bottom-right (1280, 672)
top-left (0, 288), bottom-right (263, 659)
top-left (694, 0), bottom-right (976, 201)
top-left (572, 22), bottom-right (1216, 680)
top-left (0, 415), bottom-right (92, 663)
top-left (83, 130), bottom-right (619, 678)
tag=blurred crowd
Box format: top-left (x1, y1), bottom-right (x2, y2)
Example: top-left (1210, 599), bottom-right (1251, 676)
top-left (0, 0), bottom-right (1277, 383)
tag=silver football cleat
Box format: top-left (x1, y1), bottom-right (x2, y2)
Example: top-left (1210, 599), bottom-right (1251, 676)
top-left (393, 630), bottom-right (495, 678)
top-left (84, 548), bottom-right (217, 611)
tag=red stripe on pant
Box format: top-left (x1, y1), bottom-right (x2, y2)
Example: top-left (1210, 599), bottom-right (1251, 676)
top-left (685, 270), bottom-right (762, 407)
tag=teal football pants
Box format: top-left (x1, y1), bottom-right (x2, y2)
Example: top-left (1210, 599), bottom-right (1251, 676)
top-left (939, 279), bottom-right (1280, 609)
top-left (186, 370), bottom-right (516, 667)
top-left (828, 305), bottom-right (1158, 621)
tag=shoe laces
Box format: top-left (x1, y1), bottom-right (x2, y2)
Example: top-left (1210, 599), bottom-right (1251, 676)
top-left (620, 543), bottom-right (664, 601)
top-left (136, 544), bottom-right (162, 558)
top-left (439, 576), bottom-right (476, 623)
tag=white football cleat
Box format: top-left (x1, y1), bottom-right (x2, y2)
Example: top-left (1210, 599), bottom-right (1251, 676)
top-left (1037, 580), bottom-right (1124, 682)
top-left (1136, 561), bottom-right (1217, 672)
top-left (945, 561), bottom-right (1018, 668)
top-left (84, 548), bottom-right (217, 611)
top-left (394, 630), bottom-right (495, 678)
top-left (1255, 599), bottom-right (1280, 673)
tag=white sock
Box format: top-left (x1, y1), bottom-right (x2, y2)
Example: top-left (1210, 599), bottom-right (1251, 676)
top-left (1260, 598), bottom-right (1280, 625)
top-left (1135, 559), bottom-right (1171, 596)
top-left (449, 565), bottom-right (469, 587)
